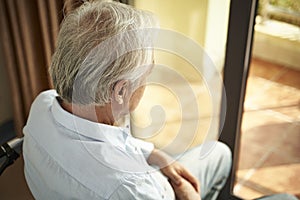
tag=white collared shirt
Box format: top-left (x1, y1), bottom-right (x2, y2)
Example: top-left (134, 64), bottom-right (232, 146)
top-left (23, 90), bottom-right (175, 200)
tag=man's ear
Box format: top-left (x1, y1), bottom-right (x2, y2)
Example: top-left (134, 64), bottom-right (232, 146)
top-left (113, 80), bottom-right (129, 104)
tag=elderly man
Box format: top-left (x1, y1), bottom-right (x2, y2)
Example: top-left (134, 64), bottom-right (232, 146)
top-left (23, 1), bottom-right (231, 199)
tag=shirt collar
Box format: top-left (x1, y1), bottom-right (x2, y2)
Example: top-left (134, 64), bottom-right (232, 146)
top-left (50, 95), bottom-right (130, 149)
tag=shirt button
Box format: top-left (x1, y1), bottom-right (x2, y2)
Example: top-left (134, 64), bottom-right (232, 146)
top-left (161, 194), bottom-right (165, 199)
top-left (134, 147), bottom-right (138, 152)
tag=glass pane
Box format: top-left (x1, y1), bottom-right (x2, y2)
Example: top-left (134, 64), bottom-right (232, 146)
top-left (234, 0), bottom-right (300, 198)
top-left (129, 0), bottom-right (231, 155)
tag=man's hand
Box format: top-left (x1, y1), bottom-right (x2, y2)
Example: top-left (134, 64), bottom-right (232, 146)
top-left (171, 177), bottom-right (201, 200)
top-left (147, 149), bottom-right (200, 192)
top-left (161, 161), bottom-right (200, 193)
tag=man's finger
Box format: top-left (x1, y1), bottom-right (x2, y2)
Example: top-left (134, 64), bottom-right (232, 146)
top-left (169, 169), bottom-right (182, 185)
top-left (170, 179), bottom-right (179, 189)
top-left (181, 169), bottom-right (200, 192)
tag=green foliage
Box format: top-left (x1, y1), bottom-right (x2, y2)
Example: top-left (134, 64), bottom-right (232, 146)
top-left (269, 0), bottom-right (300, 12)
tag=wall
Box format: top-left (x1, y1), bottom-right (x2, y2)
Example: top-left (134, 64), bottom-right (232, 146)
top-left (204, 0), bottom-right (230, 72)
top-left (133, 0), bottom-right (230, 81)
top-left (252, 21), bottom-right (300, 70)
top-left (134, 0), bottom-right (208, 45)
top-left (0, 46), bottom-right (14, 125)
top-left (133, 0), bottom-right (208, 82)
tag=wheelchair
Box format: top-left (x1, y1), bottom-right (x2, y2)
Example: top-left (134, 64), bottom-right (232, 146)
top-left (0, 137), bottom-right (23, 175)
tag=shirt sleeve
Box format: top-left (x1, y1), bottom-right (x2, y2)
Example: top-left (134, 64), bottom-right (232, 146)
top-left (109, 175), bottom-right (170, 200)
top-left (129, 137), bottom-right (155, 160)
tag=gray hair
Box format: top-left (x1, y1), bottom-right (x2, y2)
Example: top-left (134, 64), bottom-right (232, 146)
top-left (50, 0), bottom-right (157, 105)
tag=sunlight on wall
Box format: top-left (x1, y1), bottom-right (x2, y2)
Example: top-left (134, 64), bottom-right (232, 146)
top-left (134, 0), bottom-right (207, 45)
top-left (133, 0), bottom-right (208, 82)
top-left (133, 0), bottom-right (230, 80)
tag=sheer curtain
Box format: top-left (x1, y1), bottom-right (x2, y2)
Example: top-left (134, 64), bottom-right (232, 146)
top-left (0, 0), bottom-right (83, 135)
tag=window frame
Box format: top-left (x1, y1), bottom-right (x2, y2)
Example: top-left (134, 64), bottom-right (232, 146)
top-left (218, 0), bottom-right (258, 199)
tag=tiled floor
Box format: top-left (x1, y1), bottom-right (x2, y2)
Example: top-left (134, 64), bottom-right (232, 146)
top-left (234, 58), bottom-right (300, 199)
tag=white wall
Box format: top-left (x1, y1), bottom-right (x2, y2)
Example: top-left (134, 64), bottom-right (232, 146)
top-left (134, 0), bottom-right (208, 45)
top-left (252, 21), bottom-right (300, 70)
top-left (133, 0), bottom-right (209, 82)
top-left (134, 0), bottom-right (231, 79)
top-left (0, 47), bottom-right (14, 124)
top-left (204, 0), bottom-right (230, 72)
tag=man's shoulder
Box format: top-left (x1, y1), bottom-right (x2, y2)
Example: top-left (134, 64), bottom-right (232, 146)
top-left (23, 89), bottom-right (57, 133)
top-left (32, 89), bottom-right (58, 107)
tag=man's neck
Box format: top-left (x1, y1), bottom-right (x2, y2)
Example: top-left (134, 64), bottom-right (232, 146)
top-left (60, 100), bottom-right (115, 126)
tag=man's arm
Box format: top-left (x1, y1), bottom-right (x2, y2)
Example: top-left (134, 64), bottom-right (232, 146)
top-left (147, 148), bottom-right (200, 196)
top-left (129, 136), bottom-right (201, 199)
